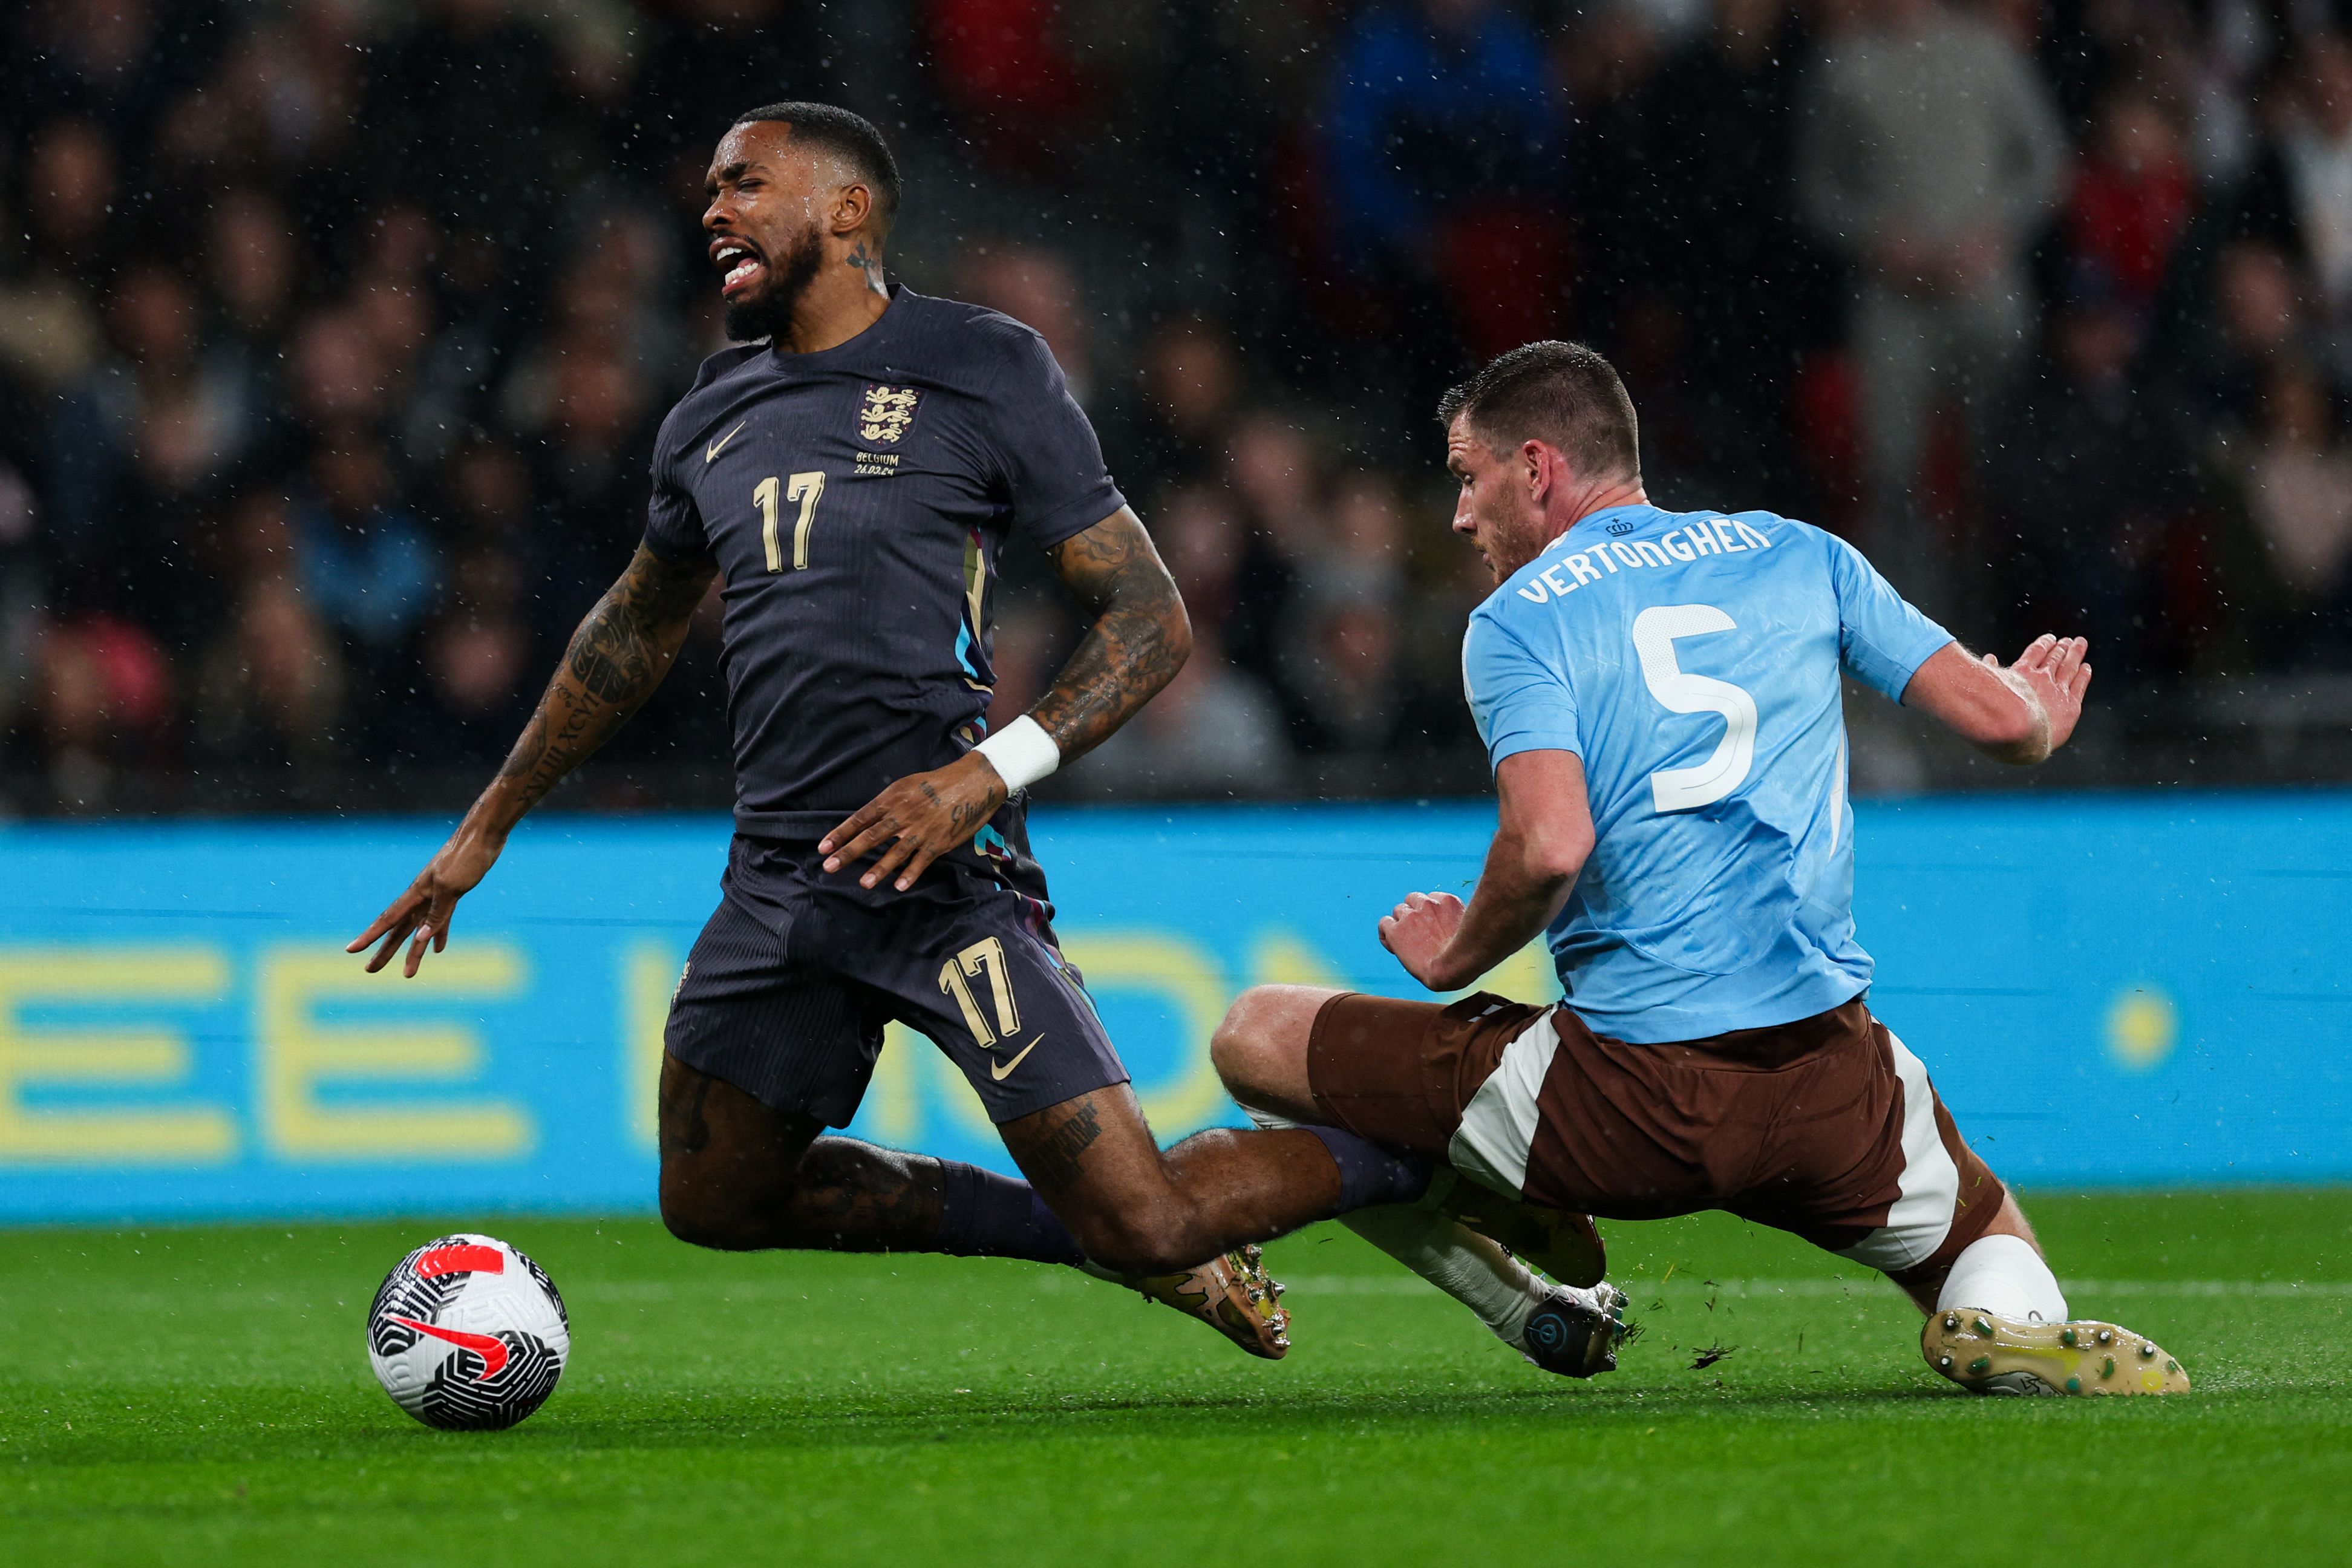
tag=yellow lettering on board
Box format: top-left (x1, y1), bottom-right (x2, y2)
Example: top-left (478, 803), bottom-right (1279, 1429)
top-left (1486, 939), bottom-right (1563, 1003)
top-left (255, 945), bottom-right (533, 1161)
top-left (0, 947), bottom-right (236, 1164)
top-left (620, 941), bottom-right (684, 1151)
top-left (865, 1021), bottom-right (924, 1145)
top-left (1248, 932), bottom-right (1347, 990)
top-left (1059, 933), bottom-right (1230, 1132)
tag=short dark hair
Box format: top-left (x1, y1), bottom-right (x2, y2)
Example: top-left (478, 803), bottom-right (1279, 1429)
top-left (731, 101), bottom-right (901, 223)
top-left (1437, 341), bottom-right (1641, 482)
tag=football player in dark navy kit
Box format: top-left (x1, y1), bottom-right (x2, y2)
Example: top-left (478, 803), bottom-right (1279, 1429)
top-left (347, 103), bottom-right (1604, 1368)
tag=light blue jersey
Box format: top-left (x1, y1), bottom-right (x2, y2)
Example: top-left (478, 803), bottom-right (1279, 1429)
top-left (1463, 503), bottom-right (1952, 1042)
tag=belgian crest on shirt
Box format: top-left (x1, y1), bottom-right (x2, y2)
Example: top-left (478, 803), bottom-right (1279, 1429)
top-left (858, 384), bottom-right (921, 445)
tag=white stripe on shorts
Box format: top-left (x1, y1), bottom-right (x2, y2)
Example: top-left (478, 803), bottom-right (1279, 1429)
top-left (1834, 1030), bottom-right (1960, 1273)
top-left (1447, 1008), bottom-right (1563, 1197)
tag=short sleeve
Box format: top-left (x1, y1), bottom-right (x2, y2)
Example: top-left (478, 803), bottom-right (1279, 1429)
top-left (640, 419), bottom-right (709, 561)
top-left (1826, 533), bottom-right (1953, 701)
top-left (982, 327), bottom-right (1126, 550)
top-left (1463, 610), bottom-right (1581, 769)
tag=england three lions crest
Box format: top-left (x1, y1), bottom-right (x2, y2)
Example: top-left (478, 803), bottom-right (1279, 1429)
top-left (858, 384), bottom-right (921, 445)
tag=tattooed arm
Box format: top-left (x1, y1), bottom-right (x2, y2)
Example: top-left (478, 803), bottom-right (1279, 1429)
top-left (1030, 508), bottom-right (1193, 760)
top-left (822, 506), bottom-right (1191, 892)
top-left (350, 544), bottom-right (719, 975)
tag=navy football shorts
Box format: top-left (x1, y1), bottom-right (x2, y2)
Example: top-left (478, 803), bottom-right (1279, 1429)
top-left (664, 834), bottom-right (1129, 1126)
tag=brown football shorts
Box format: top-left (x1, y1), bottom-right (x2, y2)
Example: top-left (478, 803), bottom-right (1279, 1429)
top-left (1307, 990), bottom-right (2005, 1292)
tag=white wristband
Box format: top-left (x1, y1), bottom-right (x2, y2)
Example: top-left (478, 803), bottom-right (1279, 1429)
top-left (973, 714), bottom-right (1060, 792)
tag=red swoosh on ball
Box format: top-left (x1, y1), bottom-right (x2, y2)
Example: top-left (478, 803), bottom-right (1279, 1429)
top-left (414, 1244), bottom-right (505, 1279)
top-left (391, 1316), bottom-right (509, 1378)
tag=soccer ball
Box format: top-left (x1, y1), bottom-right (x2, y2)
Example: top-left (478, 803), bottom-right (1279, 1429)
top-left (366, 1233), bottom-right (570, 1430)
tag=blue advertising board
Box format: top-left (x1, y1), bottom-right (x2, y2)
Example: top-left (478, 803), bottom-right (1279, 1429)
top-left (0, 794), bottom-right (2345, 1223)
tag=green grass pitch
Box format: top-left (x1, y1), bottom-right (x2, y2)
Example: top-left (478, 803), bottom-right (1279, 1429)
top-left (4, 1188), bottom-right (2347, 1566)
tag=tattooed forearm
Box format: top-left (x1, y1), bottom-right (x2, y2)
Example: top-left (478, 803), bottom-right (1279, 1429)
top-left (1019, 1098), bottom-right (1105, 1192)
top-left (1033, 509), bottom-right (1191, 762)
top-left (482, 544), bottom-right (716, 829)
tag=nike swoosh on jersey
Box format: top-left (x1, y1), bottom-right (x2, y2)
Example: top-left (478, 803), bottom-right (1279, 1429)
top-left (705, 420), bottom-right (748, 463)
top-left (990, 1036), bottom-right (1042, 1082)
top-left (392, 1315), bottom-right (510, 1378)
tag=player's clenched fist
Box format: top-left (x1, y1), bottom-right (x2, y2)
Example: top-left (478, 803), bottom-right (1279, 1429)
top-left (1380, 890), bottom-right (1468, 991)
top-left (822, 751), bottom-right (1009, 892)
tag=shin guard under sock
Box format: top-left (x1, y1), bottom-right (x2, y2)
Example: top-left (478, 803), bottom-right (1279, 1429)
top-left (1304, 1125), bottom-right (1433, 1213)
top-left (933, 1159), bottom-right (1087, 1267)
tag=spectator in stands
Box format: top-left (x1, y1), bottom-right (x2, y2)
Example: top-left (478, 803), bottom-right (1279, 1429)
top-left (1560, 2), bottom-right (1665, 354)
top-left (528, 350), bottom-right (654, 618)
top-left (1322, 471), bottom-right (1411, 592)
top-left (926, 0), bottom-right (1096, 177)
top-left (201, 188), bottom-right (298, 395)
top-left (6, 0), bottom-right (2351, 803)
top-left (2154, 240), bottom-right (2311, 460)
top-left (2282, 34), bottom-right (2352, 322)
top-left (289, 437), bottom-right (439, 659)
top-left (413, 546), bottom-right (535, 764)
top-left (2224, 359), bottom-right (2352, 665)
top-left (287, 306), bottom-right (390, 441)
top-left (1641, 0), bottom-right (1830, 498)
top-left (1987, 277), bottom-right (2178, 681)
top-left (0, 457), bottom-right (44, 755)
top-left (45, 263), bottom-right (254, 639)
top-left (194, 572), bottom-right (347, 783)
top-left (1221, 412), bottom-right (1325, 697)
top-left (1797, 0), bottom-right (2065, 616)
top-left (34, 610), bottom-right (172, 810)
top-left (1106, 316), bottom-right (1243, 505)
top-left (957, 241), bottom-right (1096, 406)
top-left (1325, 0), bottom-right (1564, 375)
top-left (1155, 482), bottom-right (1249, 639)
top-left (1279, 562), bottom-right (1408, 755)
top-left (1069, 627), bottom-right (1292, 797)
top-left (2065, 87), bottom-right (2200, 321)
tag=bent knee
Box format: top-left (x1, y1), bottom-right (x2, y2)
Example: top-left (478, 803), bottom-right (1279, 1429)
top-left (659, 1166), bottom-right (776, 1252)
top-left (1211, 984), bottom-right (1325, 1108)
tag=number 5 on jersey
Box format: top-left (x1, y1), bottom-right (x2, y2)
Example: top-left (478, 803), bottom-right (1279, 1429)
top-left (754, 471), bottom-right (826, 572)
top-left (1633, 603), bottom-right (1758, 813)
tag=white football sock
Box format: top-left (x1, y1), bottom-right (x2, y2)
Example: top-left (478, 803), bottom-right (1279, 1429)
top-left (1935, 1233), bottom-right (2068, 1324)
top-left (1342, 1202), bottom-right (1550, 1343)
top-left (1244, 1105), bottom-right (1547, 1342)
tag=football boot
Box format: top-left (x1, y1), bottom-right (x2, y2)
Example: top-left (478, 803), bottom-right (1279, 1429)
top-left (1922, 1308), bottom-right (2190, 1396)
top-left (1128, 1244), bottom-right (1292, 1360)
top-left (1514, 1280), bottom-right (1632, 1379)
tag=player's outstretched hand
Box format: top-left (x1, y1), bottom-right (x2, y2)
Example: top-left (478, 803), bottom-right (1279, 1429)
top-left (822, 751), bottom-right (1009, 893)
top-left (1380, 890), bottom-right (1468, 991)
top-left (347, 827), bottom-right (503, 978)
top-left (1991, 633), bottom-right (2093, 753)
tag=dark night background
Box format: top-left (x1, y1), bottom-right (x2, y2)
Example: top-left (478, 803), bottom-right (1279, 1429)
top-left (4, 0), bottom-right (2350, 815)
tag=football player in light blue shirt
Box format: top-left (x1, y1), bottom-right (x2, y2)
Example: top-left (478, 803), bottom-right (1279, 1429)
top-left (1213, 342), bottom-right (2189, 1397)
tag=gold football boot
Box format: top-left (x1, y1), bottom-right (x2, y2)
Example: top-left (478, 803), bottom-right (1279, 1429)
top-left (1922, 1308), bottom-right (2190, 1396)
top-left (1121, 1244), bottom-right (1292, 1359)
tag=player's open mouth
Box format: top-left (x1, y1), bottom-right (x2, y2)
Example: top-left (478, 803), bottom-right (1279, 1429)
top-left (713, 239), bottom-right (765, 297)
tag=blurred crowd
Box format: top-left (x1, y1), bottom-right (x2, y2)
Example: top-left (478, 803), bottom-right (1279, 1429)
top-left (3, 0), bottom-right (2350, 813)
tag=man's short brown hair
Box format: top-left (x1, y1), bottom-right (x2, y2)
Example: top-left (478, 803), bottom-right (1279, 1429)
top-left (1437, 341), bottom-right (1641, 482)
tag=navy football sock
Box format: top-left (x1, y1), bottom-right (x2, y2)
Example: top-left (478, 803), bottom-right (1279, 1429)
top-left (933, 1160), bottom-right (1087, 1267)
top-left (1304, 1125), bottom-right (1433, 1213)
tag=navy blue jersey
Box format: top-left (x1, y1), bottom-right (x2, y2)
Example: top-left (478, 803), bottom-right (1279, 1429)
top-left (642, 287), bottom-right (1125, 838)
